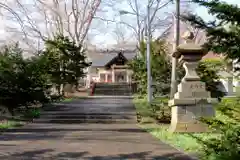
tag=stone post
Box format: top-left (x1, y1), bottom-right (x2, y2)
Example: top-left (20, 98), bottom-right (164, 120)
top-left (168, 31), bottom-right (217, 133)
top-left (220, 73), bottom-right (234, 96)
top-left (86, 67), bottom-right (92, 88)
top-left (105, 74), bottom-right (108, 83)
top-left (225, 60), bottom-right (234, 96)
top-left (112, 68), bottom-right (115, 83)
top-left (227, 77), bottom-right (234, 96)
top-left (128, 70), bottom-right (133, 83)
top-left (126, 70), bottom-right (130, 83)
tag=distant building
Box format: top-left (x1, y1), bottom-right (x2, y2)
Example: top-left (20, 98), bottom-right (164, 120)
top-left (85, 48), bottom-right (136, 88)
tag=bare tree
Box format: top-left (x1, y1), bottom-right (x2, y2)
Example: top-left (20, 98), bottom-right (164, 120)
top-left (121, 0), bottom-right (173, 44)
top-left (165, 19), bottom-right (206, 51)
top-left (96, 0), bottom-right (193, 47)
top-left (1, 0), bottom-right (102, 50)
top-left (112, 23), bottom-right (127, 44)
top-left (0, 2), bottom-right (26, 41)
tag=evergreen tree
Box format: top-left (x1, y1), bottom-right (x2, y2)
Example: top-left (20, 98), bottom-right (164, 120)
top-left (182, 2), bottom-right (240, 159)
top-left (128, 40), bottom-right (184, 97)
top-left (0, 44), bottom-right (51, 112)
top-left (44, 35), bottom-right (91, 94)
top-left (128, 39), bottom-right (223, 98)
top-left (182, 0), bottom-right (240, 61)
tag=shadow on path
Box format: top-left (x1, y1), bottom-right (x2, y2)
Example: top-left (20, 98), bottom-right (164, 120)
top-left (0, 148), bottom-right (193, 160)
top-left (0, 97), bottom-right (195, 160)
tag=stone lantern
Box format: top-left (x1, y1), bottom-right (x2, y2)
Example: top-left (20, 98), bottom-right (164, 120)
top-left (168, 31), bottom-right (217, 133)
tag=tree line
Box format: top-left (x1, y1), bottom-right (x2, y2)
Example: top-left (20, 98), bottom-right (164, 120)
top-left (0, 35), bottom-right (90, 115)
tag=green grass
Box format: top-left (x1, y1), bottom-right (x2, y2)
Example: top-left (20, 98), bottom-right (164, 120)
top-left (133, 96), bottom-right (231, 157)
top-left (62, 97), bottom-right (74, 102)
top-left (0, 120), bottom-right (24, 129)
top-left (23, 108), bottom-right (41, 119)
top-left (141, 123), bottom-right (219, 156)
top-left (134, 96), bottom-right (207, 154)
top-left (133, 96), bottom-right (170, 123)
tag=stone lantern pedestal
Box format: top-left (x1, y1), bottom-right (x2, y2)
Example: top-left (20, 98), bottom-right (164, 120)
top-left (169, 33), bottom-right (217, 133)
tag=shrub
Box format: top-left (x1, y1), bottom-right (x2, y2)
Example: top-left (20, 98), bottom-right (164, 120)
top-left (129, 40), bottom-right (224, 98)
top-left (43, 35), bottom-right (91, 95)
top-left (135, 97), bottom-right (171, 124)
top-left (201, 59), bottom-right (225, 70)
top-left (197, 61), bottom-right (225, 99)
top-left (0, 120), bottom-right (23, 129)
top-left (0, 44), bottom-right (51, 113)
top-left (23, 108), bottom-right (41, 119)
top-left (0, 35), bottom-right (90, 115)
top-left (196, 97), bottom-right (240, 160)
top-left (128, 40), bottom-right (184, 97)
top-left (151, 98), bottom-right (171, 123)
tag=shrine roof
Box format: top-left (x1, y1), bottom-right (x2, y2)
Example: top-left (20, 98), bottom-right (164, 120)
top-left (88, 49), bottom-right (136, 67)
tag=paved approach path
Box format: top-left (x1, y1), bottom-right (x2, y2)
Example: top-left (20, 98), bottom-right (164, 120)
top-left (0, 97), bottom-right (194, 160)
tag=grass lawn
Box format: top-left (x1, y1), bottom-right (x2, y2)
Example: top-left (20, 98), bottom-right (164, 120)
top-left (141, 123), bottom-right (219, 157)
top-left (62, 97), bottom-right (74, 102)
top-left (133, 96), bottom-right (238, 158)
top-left (133, 96), bottom-right (170, 124)
top-left (0, 120), bottom-right (24, 129)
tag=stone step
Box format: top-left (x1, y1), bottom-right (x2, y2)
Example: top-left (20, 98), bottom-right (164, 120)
top-left (94, 86), bottom-right (132, 89)
top-left (95, 87), bottom-right (132, 91)
top-left (95, 87), bottom-right (131, 91)
top-left (95, 84), bottom-right (131, 86)
top-left (93, 91), bottom-right (132, 95)
top-left (34, 118), bottom-right (137, 124)
top-left (95, 87), bottom-right (132, 90)
top-left (42, 106), bottom-right (135, 112)
top-left (94, 87), bottom-right (131, 89)
top-left (95, 84), bottom-right (132, 87)
top-left (93, 94), bottom-right (132, 96)
top-left (40, 112), bottom-right (136, 116)
top-left (93, 83), bottom-right (133, 96)
top-left (93, 91), bottom-right (132, 94)
top-left (94, 90), bottom-right (132, 93)
top-left (95, 83), bottom-right (131, 85)
top-left (40, 114), bottom-right (136, 119)
top-left (94, 88), bottom-right (131, 91)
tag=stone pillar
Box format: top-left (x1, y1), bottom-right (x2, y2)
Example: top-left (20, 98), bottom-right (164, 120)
top-left (126, 70), bottom-right (132, 83)
top-left (227, 77), bottom-right (234, 96)
top-left (168, 31), bottom-right (217, 133)
top-left (232, 60), bottom-right (240, 94)
top-left (222, 76), bottom-right (234, 96)
top-left (105, 74), bottom-right (108, 82)
top-left (86, 67), bottom-right (92, 88)
top-left (225, 60), bottom-right (234, 96)
top-left (234, 79), bottom-right (240, 93)
top-left (126, 72), bottom-right (129, 83)
top-left (128, 70), bottom-right (133, 83)
top-left (112, 67), bottom-right (115, 83)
